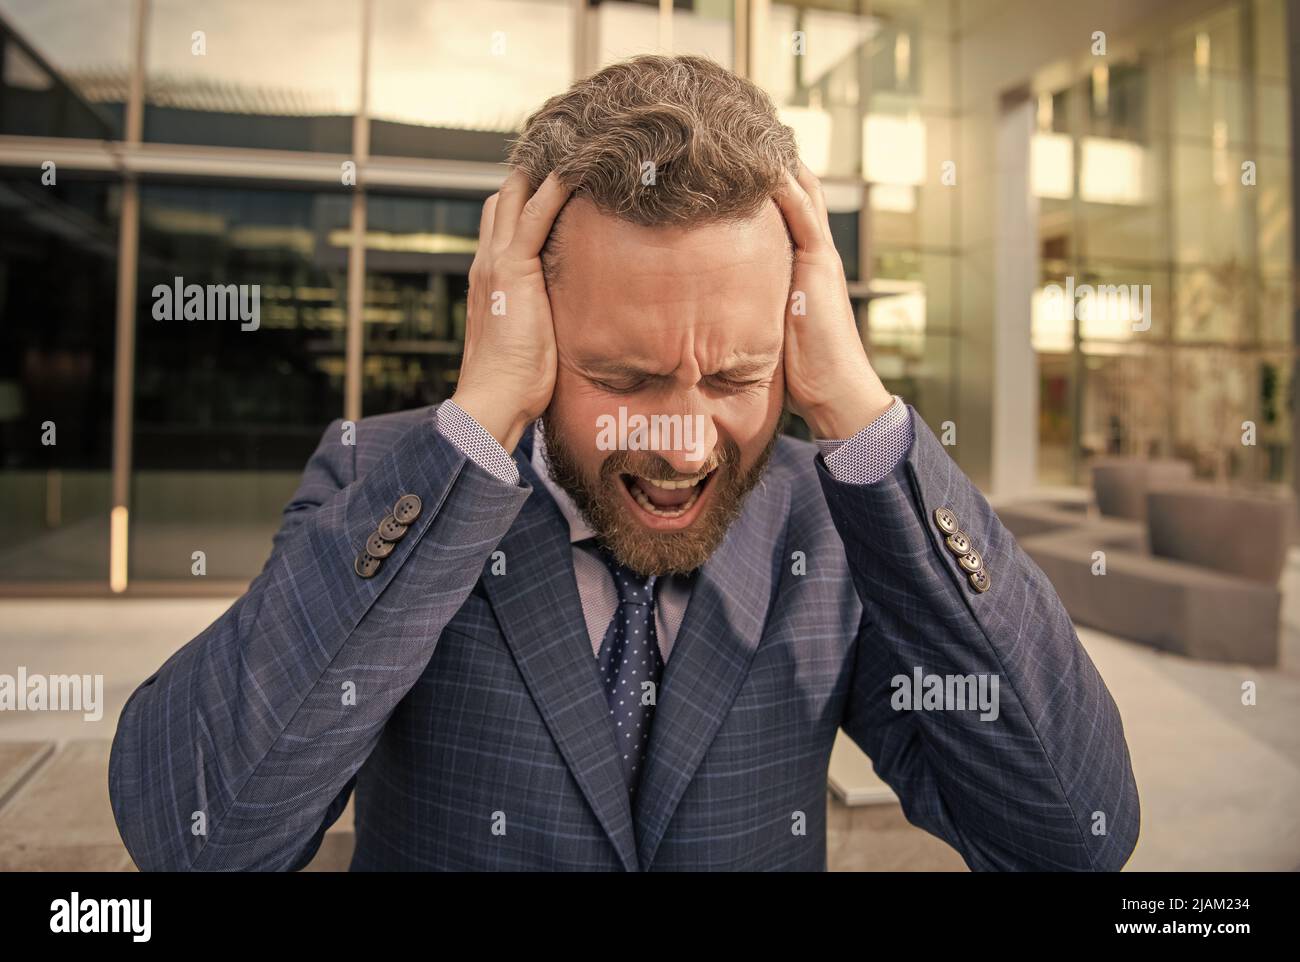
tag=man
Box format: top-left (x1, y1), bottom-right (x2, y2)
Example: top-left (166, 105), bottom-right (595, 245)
top-left (109, 55), bottom-right (1139, 872)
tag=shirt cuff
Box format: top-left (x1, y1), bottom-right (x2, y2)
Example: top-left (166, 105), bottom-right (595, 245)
top-left (815, 395), bottom-right (913, 485)
top-left (435, 399), bottom-right (522, 486)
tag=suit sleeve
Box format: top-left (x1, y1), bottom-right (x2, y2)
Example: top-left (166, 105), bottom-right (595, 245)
top-left (827, 405), bottom-right (1140, 871)
top-left (108, 413), bottom-right (532, 871)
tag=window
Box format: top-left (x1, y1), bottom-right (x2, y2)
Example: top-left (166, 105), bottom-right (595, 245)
top-left (362, 193), bottom-right (479, 414)
top-left (0, 0), bottom-right (130, 138)
top-left (369, 0), bottom-right (573, 157)
top-left (0, 175), bottom-right (118, 581)
top-left (143, 0), bottom-right (361, 152)
top-left (131, 183), bottom-right (350, 580)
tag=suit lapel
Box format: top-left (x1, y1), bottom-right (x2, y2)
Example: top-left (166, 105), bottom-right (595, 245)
top-left (480, 425), bottom-right (640, 872)
top-left (633, 467), bottom-right (791, 869)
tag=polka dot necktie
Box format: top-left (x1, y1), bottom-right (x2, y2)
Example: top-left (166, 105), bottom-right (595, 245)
top-left (596, 548), bottom-right (663, 799)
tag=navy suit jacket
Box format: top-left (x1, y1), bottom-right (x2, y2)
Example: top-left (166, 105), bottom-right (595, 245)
top-left (109, 404), bottom-right (1139, 871)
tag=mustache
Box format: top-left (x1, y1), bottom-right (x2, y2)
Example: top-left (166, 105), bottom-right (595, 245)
top-left (598, 442), bottom-right (738, 482)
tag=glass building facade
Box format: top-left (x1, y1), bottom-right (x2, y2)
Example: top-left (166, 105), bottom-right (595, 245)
top-left (0, 0), bottom-right (1294, 592)
top-left (1031, 0), bottom-right (1295, 487)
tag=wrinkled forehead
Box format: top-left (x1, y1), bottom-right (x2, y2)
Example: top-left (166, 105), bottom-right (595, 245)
top-left (543, 193), bottom-right (793, 280)
top-left (545, 197), bottom-right (792, 369)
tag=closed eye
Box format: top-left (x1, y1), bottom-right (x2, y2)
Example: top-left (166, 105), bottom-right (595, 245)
top-left (591, 376), bottom-right (651, 394)
top-left (706, 375), bottom-right (764, 393)
top-left (588, 372), bottom-right (767, 394)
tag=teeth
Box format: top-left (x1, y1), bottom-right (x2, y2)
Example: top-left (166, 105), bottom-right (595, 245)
top-left (637, 472), bottom-right (708, 490)
top-left (629, 480), bottom-right (702, 518)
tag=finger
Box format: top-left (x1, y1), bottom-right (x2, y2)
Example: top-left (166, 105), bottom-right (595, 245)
top-left (774, 168), bottom-right (829, 256)
top-left (506, 172), bottom-right (573, 259)
top-left (795, 161), bottom-right (832, 243)
top-left (478, 192), bottom-right (499, 244)
top-left (491, 168), bottom-right (531, 250)
top-left (470, 194), bottom-right (498, 287)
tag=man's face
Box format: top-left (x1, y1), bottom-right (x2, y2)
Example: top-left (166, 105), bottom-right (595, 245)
top-left (541, 196), bottom-right (791, 577)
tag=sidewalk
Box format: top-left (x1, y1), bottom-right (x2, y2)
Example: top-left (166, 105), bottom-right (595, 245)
top-left (0, 597), bottom-right (1296, 871)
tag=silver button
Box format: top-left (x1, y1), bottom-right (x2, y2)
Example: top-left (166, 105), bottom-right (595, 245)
top-left (934, 507), bottom-right (959, 534)
top-left (945, 531), bottom-right (971, 556)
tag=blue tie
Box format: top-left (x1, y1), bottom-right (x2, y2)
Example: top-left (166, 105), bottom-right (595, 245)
top-left (596, 549), bottom-right (663, 798)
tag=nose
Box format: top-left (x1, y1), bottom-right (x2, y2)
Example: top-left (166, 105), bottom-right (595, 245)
top-left (652, 406), bottom-right (718, 476)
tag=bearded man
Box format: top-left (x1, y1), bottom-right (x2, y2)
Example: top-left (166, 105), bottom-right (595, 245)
top-left (110, 55), bottom-right (1139, 872)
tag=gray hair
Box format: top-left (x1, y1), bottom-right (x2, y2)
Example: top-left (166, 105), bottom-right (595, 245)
top-left (507, 54), bottom-right (800, 229)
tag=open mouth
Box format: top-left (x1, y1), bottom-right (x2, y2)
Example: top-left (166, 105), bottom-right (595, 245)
top-left (618, 467), bottom-right (717, 528)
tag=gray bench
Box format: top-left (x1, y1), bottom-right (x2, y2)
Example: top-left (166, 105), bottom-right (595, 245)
top-left (995, 499), bottom-right (1094, 540)
top-left (1020, 523), bottom-right (1281, 666)
top-left (1091, 458), bottom-right (1195, 521)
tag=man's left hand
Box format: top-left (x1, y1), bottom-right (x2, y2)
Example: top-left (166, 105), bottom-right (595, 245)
top-left (775, 161), bottom-right (895, 440)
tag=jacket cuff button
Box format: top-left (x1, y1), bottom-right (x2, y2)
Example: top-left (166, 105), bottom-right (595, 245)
top-left (393, 494), bottom-right (423, 525)
top-left (355, 552), bottom-right (382, 578)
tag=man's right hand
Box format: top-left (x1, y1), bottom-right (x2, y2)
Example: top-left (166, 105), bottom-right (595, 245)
top-left (451, 170), bottom-right (573, 453)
